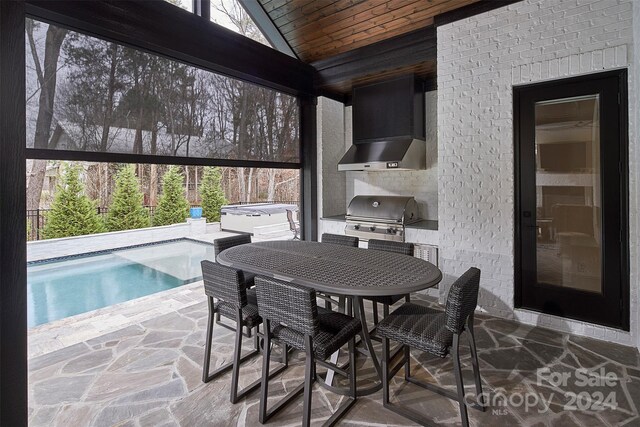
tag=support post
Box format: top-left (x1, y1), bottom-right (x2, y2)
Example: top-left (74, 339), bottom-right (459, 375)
top-left (300, 96), bottom-right (317, 242)
top-left (1, 0), bottom-right (28, 425)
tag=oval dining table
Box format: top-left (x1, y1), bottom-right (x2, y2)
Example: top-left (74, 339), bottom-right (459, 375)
top-left (217, 240), bottom-right (442, 396)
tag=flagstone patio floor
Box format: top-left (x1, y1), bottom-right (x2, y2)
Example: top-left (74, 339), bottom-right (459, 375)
top-left (28, 291), bottom-right (640, 427)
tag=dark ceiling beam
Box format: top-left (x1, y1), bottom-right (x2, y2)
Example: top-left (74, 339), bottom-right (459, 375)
top-left (25, 0), bottom-right (315, 97)
top-left (434, 0), bottom-right (522, 27)
top-left (237, 0), bottom-right (297, 59)
top-left (310, 0), bottom-right (524, 100)
top-left (311, 26), bottom-right (436, 99)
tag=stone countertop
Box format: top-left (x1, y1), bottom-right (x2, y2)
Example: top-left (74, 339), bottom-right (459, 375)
top-left (321, 215), bottom-right (438, 231)
top-left (322, 214), bottom-right (346, 221)
top-left (407, 220), bottom-right (438, 231)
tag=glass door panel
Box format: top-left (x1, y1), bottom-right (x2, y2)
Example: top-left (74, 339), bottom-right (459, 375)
top-left (534, 95), bottom-right (602, 294)
top-left (515, 70), bottom-right (628, 330)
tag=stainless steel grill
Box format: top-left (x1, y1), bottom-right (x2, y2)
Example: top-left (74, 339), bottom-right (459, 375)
top-left (345, 195), bottom-right (419, 242)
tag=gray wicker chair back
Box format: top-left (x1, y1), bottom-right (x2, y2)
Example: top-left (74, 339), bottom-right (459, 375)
top-left (201, 260), bottom-right (248, 308)
top-left (214, 234), bottom-right (252, 259)
top-left (255, 276), bottom-right (319, 337)
top-left (321, 233), bottom-right (359, 247)
top-left (367, 239), bottom-right (414, 256)
top-left (444, 267), bottom-right (481, 334)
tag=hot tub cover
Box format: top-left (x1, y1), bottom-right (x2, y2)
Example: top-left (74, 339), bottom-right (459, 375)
top-left (221, 203), bottom-right (298, 216)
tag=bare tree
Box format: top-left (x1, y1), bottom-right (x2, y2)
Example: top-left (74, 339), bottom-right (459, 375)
top-left (211, 0), bottom-right (296, 202)
top-left (26, 20), bottom-right (68, 210)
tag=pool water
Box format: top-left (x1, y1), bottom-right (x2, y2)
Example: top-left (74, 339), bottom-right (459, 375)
top-left (27, 239), bottom-right (215, 327)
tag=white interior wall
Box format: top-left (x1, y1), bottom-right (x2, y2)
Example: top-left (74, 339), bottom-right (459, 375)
top-left (437, 0), bottom-right (638, 348)
top-left (316, 97), bottom-right (347, 218)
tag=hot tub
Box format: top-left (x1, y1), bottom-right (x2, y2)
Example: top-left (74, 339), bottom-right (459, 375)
top-left (220, 203), bottom-right (298, 235)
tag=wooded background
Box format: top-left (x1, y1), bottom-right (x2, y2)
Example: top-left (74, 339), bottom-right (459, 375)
top-left (25, 0), bottom-right (300, 211)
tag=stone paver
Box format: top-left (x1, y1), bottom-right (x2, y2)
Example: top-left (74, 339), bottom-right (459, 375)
top-left (27, 291), bottom-right (640, 426)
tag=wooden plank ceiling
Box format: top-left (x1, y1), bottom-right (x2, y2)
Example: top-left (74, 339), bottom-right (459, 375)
top-left (256, 0), bottom-right (479, 95)
top-left (259, 0), bottom-right (476, 62)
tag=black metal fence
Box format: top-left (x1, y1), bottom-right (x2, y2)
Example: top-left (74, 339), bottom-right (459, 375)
top-left (227, 200), bottom-right (299, 206)
top-left (27, 206), bottom-right (156, 241)
top-left (26, 200), bottom-right (299, 241)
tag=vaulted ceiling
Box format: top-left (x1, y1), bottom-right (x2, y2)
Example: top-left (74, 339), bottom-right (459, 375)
top-left (257, 0), bottom-right (479, 63)
top-left (241, 0), bottom-right (519, 98)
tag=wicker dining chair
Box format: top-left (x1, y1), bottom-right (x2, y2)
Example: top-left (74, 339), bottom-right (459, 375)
top-left (214, 234), bottom-right (252, 260)
top-left (213, 234), bottom-right (255, 322)
top-left (321, 233), bottom-right (358, 247)
top-left (255, 276), bottom-right (361, 427)
top-left (200, 261), bottom-right (287, 404)
top-left (365, 239), bottom-right (415, 325)
top-left (377, 267), bottom-right (485, 427)
top-left (213, 235), bottom-right (255, 323)
top-left (319, 233), bottom-right (359, 313)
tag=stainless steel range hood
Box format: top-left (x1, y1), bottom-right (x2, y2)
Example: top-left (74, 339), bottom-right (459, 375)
top-left (338, 75), bottom-right (426, 172)
top-left (337, 138), bottom-right (426, 171)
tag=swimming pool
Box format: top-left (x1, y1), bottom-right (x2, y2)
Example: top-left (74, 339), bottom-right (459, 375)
top-left (27, 239), bottom-right (215, 327)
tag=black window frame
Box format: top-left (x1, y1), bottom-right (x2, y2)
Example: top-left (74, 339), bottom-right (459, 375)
top-left (1, 2), bottom-right (318, 425)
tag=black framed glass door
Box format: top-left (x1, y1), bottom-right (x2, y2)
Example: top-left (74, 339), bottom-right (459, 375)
top-left (514, 70), bottom-right (628, 330)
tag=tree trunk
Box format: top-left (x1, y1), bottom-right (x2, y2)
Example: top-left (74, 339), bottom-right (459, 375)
top-left (267, 169), bottom-right (277, 201)
top-left (26, 159), bottom-right (34, 188)
top-left (149, 164), bottom-right (158, 207)
top-left (133, 109), bottom-right (144, 154)
top-left (246, 168), bottom-right (254, 203)
top-left (100, 163), bottom-right (108, 204)
top-left (185, 166), bottom-right (190, 202)
top-left (194, 166), bottom-right (199, 203)
top-left (25, 23), bottom-right (68, 211)
top-left (137, 164), bottom-right (144, 196)
top-left (85, 164), bottom-right (99, 200)
top-left (237, 167), bottom-right (246, 203)
top-left (26, 160), bottom-right (47, 210)
top-left (100, 43), bottom-right (119, 151)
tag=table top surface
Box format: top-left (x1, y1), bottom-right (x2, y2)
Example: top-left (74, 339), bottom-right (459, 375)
top-left (216, 240), bottom-right (442, 297)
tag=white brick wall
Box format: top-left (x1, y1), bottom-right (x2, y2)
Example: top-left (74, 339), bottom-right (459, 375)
top-left (438, 0), bottom-right (638, 348)
top-left (345, 91), bottom-right (439, 221)
top-left (317, 97), bottom-right (347, 218)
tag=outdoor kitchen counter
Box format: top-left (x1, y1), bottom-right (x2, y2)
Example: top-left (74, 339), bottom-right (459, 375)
top-left (321, 215), bottom-right (439, 230)
top-left (321, 214), bottom-right (347, 221)
top-left (407, 220), bottom-right (438, 230)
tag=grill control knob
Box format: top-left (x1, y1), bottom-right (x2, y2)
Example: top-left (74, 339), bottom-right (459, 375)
top-left (354, 225), bottom-right (360, 230)
top-left (369, 226), bottom-right (376, 232)
top-left (387, 228), bottom-right (396, 234)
